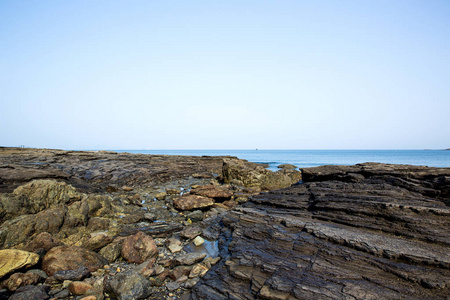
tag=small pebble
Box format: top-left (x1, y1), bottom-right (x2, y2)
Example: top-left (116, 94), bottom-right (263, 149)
top-left (193, 236), bottom-right (205, 246)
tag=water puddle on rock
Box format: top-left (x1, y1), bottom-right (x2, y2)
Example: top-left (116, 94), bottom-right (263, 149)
top-left (183, 239), bottom-right (219, 258)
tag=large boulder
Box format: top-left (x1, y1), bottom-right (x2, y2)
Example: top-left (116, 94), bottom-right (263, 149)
top-left (0, 206), bottom-right (67, 248)
top-left (121, 232), bottom-right (158, 264)
top-left (42, 246), bottom-right (108, 276)
top-left (12, 179), bottom-right (82, 213)
top-left (0, 250), bottom-right (39, 279)
top-left (105, 270), bottom-right (152, 300)
top-left (192, 164), bottom-right (450, 299)
top-left (222, 158), bottom-right (301, 190)
top-left (173, 195), bottom-right (214, 211)
top-left (8, 285), bottom-right (50, 300)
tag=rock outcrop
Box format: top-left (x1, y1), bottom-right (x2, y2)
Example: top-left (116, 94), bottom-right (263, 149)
top-left (192, 163), bottom-right (450, 299)
top-left (222, 158), bottom-right (302, 190)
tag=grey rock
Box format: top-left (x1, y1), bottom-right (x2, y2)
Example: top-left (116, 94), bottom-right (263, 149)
top-left (25, 269), bottom-right (48, 279)
top-left (165, 281), bottom-right (181, 291)
top-left (173, 253), bottom-right (207, 266)
top-left (105, 270), bottom-right (151, 300)
top-left (9, 285), bottom-right (50, 300)
top-left (53, 289), bottom-right (70, 299)
top-left (99, 241), bottom-right (123, 263)
top-left (54, 267), bottom-right (91, 281)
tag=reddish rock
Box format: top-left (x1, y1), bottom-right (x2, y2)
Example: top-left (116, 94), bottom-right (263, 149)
top-left (68, 281), bottom-right (93, 295)
top-left (42, 246), bottom-right (108, 276)
top-left (190, 185), bottom-right (233, 200)
top-left (170, 266), bottom-right (192, 281)
top-left (121, 232), bottom-right (158, 264)
top-left (173, 195), bottom-right (214, 211)
top-left (1, 272), bottom-right (42, 291)
top-left (23, 232), bottom-right (61, 253)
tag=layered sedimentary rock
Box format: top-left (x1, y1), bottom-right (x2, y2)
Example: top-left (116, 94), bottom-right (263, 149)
top-left (0, 148), bottom-right (230, 193)
top-left (192, 163), bottom-right (450, 299)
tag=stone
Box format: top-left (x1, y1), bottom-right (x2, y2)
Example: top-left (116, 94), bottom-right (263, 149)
top-left (222, 158), bottom-right (302, 190)
top-left (191, 163), bottom-right (450, 300)
top-left (121, 232), bottom-right (158, 264)
top-left (12, 179), bottom-right (82, 214)
top-left (22, 232), bottom-right (61, 253)
top-left (136, 258), bottom-right (157, 277)
top-left (176, 275), bottom-right (189, 283)
top-left (277, 164), bottom-right (297, 170)
top-left (87, 217), bottom-right (111, 231)
top-left (193, 236), bottom-right (205, 246)
top-left (189, 263), bottom-right (209, 278)
top-left (84, 233), bottom-right (113, 252)
top-left (190, 185), bottom-right (233, 200)
top-left (0, 250), bottom-right (40, 279)
top-left (170, 266), bottom-right (192, 281)
top-left (9, 285), bottom-right (50, 300)
top-left (167, 237), bottom-right (183, 253)
top-left (180, 225), bottom-right (202, 239)
top-left (166, 189), bottom-right (180, 195)
top-left (143, 212), bottom-right (157, 222)
top-left (99, 241), bottom-right (122, 263)
top-left (0, 207), bottom-right (66, 249)
top-left (186, 210), bottom-right (204, 222)
top-left (165, 281), bottom-right (181, 291)
top-left (155, 192), bottom-right (167, 200)
top-left (105, 270), bottom-right (151, 300)
top-left (42, 246), bottom-right (108, 276)
top-left (173, 195), bottom-right (214, 211)
top-left (183, 277), bottom-right (200, 289)
top-left (122, 186), bottom-right (133, 192)
top-left (53, 289), bottom-right (70, 299)
top-left (79, 296), bottom-right (97, 300)
top-left (54, 267), bottom-right (91, 281)
top-left (1, 272), bottom-right (42, 291)
top-left (25, 269), bottom-right (48, 279)
top-left (173, 253), bottom-right (207, 266)
top-left (68, 281), bottom-right (93, 295)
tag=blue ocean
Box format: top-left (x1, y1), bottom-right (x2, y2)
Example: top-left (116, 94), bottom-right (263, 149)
top-left (115, 150), bottom-right (450, 171)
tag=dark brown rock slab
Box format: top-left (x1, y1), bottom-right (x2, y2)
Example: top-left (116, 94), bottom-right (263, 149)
top-left (191, 164), bottom-right (450, 300)
top-left (42, 246), bottom-right (107, 276)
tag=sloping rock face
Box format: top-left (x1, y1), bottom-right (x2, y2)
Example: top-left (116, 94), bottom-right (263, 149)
top-left (192, 163), bottom-right (450, 299)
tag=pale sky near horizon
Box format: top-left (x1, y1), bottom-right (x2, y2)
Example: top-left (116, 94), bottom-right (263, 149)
top-left (1, 0), bottom-right (449, 150)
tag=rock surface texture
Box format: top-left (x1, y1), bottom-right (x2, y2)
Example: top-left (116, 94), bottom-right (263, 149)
top-left (192, 163), bottom-right (450, 299)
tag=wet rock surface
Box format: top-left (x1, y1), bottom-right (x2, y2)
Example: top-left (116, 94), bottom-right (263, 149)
top-left (192, 163), bottom-right (450, 299)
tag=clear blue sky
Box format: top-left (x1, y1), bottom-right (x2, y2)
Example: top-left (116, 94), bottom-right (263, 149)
top-left (1, 0), bottom-right (449, 150)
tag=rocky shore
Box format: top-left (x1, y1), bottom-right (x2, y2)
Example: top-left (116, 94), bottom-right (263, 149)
top-left (0, 148), bottom-right (448, 299)
top-left (0, 148), bottom-right (301, 299)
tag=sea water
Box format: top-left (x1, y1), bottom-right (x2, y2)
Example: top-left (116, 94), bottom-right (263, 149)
top-left (115, 150), bottom-right (450, 171)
